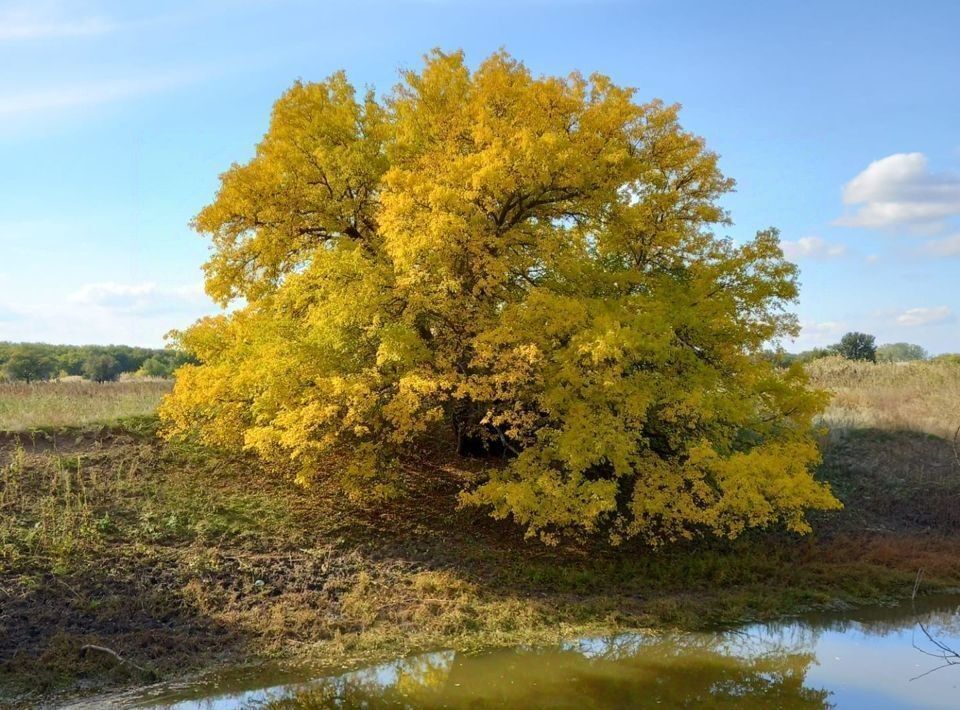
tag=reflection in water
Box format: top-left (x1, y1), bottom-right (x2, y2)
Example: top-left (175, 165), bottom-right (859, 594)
top-left (102, 595), bottom-right (960, 709)
top-left (268, 641), bottom-right (828, 708)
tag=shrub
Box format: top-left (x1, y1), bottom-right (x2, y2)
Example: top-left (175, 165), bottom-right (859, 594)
top-left (933, 353), bottom-right (960, 366)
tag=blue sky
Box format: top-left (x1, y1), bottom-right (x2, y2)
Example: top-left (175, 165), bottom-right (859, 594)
top-left (0, 0), bottom-right (957, 353)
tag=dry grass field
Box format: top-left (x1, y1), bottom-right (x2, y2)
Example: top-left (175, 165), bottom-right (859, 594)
top-left (0, 380), bottom-right (171, 432)
top-left (806, 356), bottom-right (960, 439)
top-left (806, 357), bottom-right (960, 535)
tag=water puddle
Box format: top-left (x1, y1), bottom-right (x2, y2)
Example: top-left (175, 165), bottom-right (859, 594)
top-left (73, 594), bottom-right (960, 708)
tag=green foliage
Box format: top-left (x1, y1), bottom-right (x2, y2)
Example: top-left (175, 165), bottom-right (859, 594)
top-left (162, 49), bottom-right (840, 545)
top-left (138, 352), bottom-right (196, 378)
top-left (833, 332), bottom-right (877, 362)
top-left (876, 342), bottom-right (928, 363)
top-left (1, 345), bottom-right (56, 382)
top-left (762, 347), bottom-right (835, 369)
top-left (82, 354), bottom-right (120, 383)
top-left (0, 342), bottom-right (189, 382)
top-left (139, 356), bottom-right (171, 378)
top-left (795, 347), bottom-right (837, 364)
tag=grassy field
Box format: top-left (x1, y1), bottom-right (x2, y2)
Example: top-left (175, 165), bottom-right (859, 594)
top-left (0, 380), bottom-right (171, 432)
top-left (1, 360), bottom-right (959, 703)
top-left (808, 356), bottom-right (960, 438)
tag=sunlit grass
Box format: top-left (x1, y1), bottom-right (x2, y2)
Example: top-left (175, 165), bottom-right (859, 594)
top-left (806, 357), bottom-right (960, 438)
top-left (0, 380), bottom-right (171, 432)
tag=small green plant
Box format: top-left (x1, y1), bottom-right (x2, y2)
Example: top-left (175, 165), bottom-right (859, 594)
top-left (95, 513), bottom-right (114, 534)
top-left (29, 455), bottom-right (97, 558)
top-left (0, 442), bottom-right (26, 509)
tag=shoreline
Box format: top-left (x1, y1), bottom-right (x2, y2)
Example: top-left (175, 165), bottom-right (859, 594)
top-left (56, 590), bottom-right (960, 708)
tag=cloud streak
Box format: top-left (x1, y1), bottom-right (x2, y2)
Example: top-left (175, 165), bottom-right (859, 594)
top-left (781, 236), bottom-right (847, 260)
top-left (836, 153), bottom-right (960, 231)
top-left (921, 233), bottom-right (960, 257)
top-left (798, 320), bottom-right (847, 345)
top-left (894, 305), bottom-right (952, 327)
top-left (0, 73), bottom-right (196, 119)
top-left (0, 3), bottom-right (115, 41)
top-left (69, 281), bottom-right (207, 316)
top-left (0, 281), bottom-right (216, 346)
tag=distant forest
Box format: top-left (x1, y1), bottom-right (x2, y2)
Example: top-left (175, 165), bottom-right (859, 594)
top-left (2, 335), bottom-right (954, 384)
top-left (0, 342), bottom-right (194, 382)
top-left (762, 332), bottom-right (958, 368)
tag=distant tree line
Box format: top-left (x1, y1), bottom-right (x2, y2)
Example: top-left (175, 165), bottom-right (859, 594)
top-left (0, 342), bottom-right (195, 383)
top-left (763, 332), bottom-right (957, 368)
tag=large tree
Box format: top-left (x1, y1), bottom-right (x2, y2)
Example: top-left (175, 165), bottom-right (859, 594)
top-left (82, 354), bottom-right (120, 383)
top-left (2, 346), bottom-right (55, 382)
top-left (833, 332), bottom-right (877, 362)
top-left (161, 50), bottom-right (839, 545)
top-left (877, 342), bottom-right (927, 362)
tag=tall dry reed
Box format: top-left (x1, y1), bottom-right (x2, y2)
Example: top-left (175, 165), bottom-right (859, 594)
top-left (806, 357), bottom-right (960, 438)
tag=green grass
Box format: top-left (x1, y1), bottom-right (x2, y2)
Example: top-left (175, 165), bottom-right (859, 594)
top-left (0, 380), bottom-right (171, 432)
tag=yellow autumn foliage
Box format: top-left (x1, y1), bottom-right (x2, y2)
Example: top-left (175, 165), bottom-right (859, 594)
top-left (160, 49), bottom-right (840, 545)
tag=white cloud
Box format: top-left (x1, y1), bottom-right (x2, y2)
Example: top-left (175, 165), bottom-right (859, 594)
top-left (799, 320), bottom-right (846, 344)
top-left (70, 281), bottom-right (156, 307)
top-left (0, 73), bottom-right (194, 119)
top-left (836, 153), bottom-right (960, 231)
top-left (921, 233), bottom-right (960, 257)
top-left (781, 236), bottom-right (847, 260)
top-left (69, 281), bottom-right (206, 316)
top-left (0, 282), bottom-right (216, 346)
top-left (894, 306), bottom-right (952, 327)
top-left (0, 3), bottom-right (115, 41)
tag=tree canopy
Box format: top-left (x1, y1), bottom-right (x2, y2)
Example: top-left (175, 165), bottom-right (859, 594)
top-left (834, 332), bottom-right (877, 362)
top-left (1, 345), bottom-right (56, 383)
top-left (876, 342), bottom-right (928, 363)
top-left (82, 354), bottom-right (120, 383)
top-left (160, 50), bottom-right (840, 545)
top-left (0, 342), bottom-right (189, 382)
